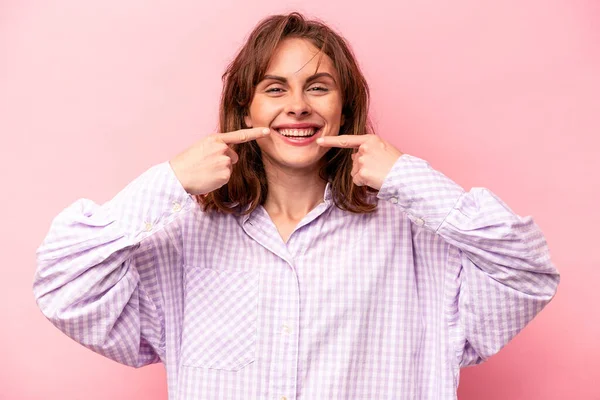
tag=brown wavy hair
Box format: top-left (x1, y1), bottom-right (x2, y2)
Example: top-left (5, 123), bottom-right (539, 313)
top-left (197, 11), bottom-right (379, 214)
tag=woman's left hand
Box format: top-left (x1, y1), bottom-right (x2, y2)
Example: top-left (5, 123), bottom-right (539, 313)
top-left (317, 134), bottom-right (404, 190)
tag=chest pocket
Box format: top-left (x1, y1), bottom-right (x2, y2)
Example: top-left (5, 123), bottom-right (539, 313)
top-left (181, 266), bottom-right (259, 371)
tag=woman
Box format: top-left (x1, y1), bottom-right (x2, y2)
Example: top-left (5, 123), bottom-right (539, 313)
top-left (33, 12), bottom-right (560, 399)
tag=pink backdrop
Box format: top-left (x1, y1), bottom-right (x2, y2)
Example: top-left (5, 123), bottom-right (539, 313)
top-left (1, 1), bottom-right (598, 399)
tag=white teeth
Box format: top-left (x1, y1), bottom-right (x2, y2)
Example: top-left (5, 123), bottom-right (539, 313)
top-left (277, 128), bottom-right (318, 137)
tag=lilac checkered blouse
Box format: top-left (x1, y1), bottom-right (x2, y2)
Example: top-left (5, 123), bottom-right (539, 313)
top-left (33, 154), bottom-right (560, 399)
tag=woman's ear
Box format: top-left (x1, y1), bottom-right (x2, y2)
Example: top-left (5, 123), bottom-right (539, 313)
top-left (244, 114), bottom-right (252, 128)
top-left (340, 114), bottom-right (345, 127)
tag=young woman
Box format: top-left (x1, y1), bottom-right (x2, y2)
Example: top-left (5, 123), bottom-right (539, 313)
top-left (33, 12), bottom-right (560, 399)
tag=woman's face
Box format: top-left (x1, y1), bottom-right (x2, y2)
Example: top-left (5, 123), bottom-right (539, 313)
top-left (244, 37), bottom-right (344, 172)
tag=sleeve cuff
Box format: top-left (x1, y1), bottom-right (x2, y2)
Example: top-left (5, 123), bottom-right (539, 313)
top-left (104, 161), bottom-right (196, 242)
top-left (377, 154), bottom-right (465, 231)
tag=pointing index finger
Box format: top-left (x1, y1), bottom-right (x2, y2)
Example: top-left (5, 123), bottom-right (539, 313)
top-left (220, 127), bottom-right (271, 145)
top-left (316, 135), bottom-right (370, 148)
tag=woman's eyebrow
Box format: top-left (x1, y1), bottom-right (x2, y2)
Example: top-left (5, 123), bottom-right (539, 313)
top-left (260, 72), bottom-right (337, 85)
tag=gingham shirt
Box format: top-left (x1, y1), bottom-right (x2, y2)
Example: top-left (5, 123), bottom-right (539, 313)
top-left (33, 153), bottom-right (560, 399)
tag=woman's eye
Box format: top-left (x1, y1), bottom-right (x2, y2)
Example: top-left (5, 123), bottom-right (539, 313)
top-left (265, 86), bottom-right (328, 94)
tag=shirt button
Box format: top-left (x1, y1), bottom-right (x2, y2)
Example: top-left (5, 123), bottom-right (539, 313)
top-left (280, 397), bottom-right (287, 400)
top-left (414, 217), bottom-right (425, 226)
top-left (144, 222), bottom-right (153, 232)
top-left (282, 324), bottom-right (291, 334)
top-left (172, 202), bottom-right (182, 212)
top-left (390, 197), bottom-right (398, 204)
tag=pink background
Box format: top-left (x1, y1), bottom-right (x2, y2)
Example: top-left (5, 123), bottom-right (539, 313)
top-left (1, 1), bottom-right (598, 399)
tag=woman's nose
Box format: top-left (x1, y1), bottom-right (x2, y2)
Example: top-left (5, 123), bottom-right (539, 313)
top-left (285, 92), bottom-right (312, 116)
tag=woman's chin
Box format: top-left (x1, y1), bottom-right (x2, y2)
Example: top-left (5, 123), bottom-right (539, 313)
top-left (266, 154), bottom-right (325, 171)
top-left (258, 142), bottom-right (329, 172)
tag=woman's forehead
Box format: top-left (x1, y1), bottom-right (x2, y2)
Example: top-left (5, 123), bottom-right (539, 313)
top-left (264, 37), bottom-right (337, 80)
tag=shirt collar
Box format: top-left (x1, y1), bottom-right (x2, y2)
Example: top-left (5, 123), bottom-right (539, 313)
top-left (240, 180), bottom-right (333, 225)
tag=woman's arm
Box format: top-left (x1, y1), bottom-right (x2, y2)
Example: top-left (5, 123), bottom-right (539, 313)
top-left (33, 161), bottom-right (195, 367)
top-left (377, 154), bottom-right (560, 367)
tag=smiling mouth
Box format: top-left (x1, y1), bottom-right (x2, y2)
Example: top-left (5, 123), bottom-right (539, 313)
top-left (276, 128), bottom-right (321, 138)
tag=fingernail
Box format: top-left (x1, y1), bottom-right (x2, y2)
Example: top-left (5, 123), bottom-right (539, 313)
top-left (262, 128), bottom-right (270, 134)
top-left (316, 138), bottom-right (324, 144)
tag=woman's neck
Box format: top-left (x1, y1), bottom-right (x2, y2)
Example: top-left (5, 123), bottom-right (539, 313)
top-left (262, 159), bottom-right (327, 221)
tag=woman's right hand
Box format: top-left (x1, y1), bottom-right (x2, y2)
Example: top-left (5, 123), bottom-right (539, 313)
top-left (169, 127), bottom-right (271, 195)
